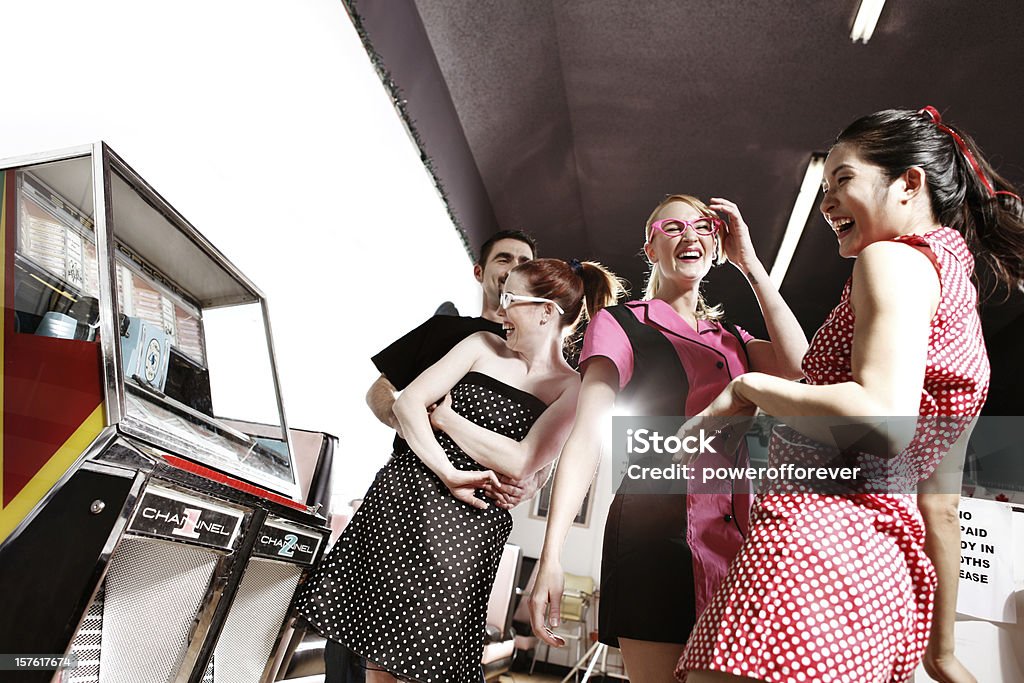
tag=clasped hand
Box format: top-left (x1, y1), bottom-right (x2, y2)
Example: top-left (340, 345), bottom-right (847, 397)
top-left (429, 393), bottom-right (541, 509)
top-left (675, 378), bottom-right (756, 465)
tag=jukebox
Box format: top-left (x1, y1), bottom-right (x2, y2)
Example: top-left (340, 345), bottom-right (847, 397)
top-left (0, 144), bottom-right (333, 683)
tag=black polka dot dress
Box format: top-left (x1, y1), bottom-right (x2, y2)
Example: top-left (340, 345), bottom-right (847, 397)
top-left (295, 372), bottom-right (548, 683)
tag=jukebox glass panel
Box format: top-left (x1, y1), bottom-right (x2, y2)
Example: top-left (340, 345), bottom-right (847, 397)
top-left (13, 164), bottom-right (101, 340)
top-left (108, 167), bottom-right (297, 496)
top-left (203, 303), bottom-right (280, 427)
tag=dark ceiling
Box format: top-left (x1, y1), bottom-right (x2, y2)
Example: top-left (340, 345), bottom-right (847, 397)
top-left (342, 0), bottom-right (1024, 414)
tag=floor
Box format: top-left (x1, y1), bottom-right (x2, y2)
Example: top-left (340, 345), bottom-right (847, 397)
top-left (499, 674), bottom-right (580, 682)
top-left (498, 674), bottom-right (564, 682)
top-left (500, 642), bottom-right (630, 682)
top-left (499, 668), bottom-right (628, 682)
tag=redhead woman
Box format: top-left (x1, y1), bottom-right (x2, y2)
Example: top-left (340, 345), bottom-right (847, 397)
top-left (295, 258), bottom-right (622, 683)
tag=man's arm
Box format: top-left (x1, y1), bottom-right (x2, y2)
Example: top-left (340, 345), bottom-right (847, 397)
top-left (393, 334), bottom-right (500, 509)
top-left (366, 374), bottom-right (403, 437)
top-left (367, 316), bottom-right (444, 436)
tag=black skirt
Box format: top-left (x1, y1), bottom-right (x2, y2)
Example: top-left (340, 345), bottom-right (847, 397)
top-left (599, 492), bottom-right (696, 646)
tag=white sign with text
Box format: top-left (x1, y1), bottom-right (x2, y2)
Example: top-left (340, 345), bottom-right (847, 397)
top-left (956, 497), bottom-right (1016, 624)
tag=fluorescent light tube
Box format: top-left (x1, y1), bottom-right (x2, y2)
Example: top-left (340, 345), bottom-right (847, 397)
top-left (851, 0), bottom-right (886, 43)
top-left (769, 154), bottom-right (826, 287)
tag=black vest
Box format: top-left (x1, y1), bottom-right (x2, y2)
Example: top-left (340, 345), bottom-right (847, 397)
top-left (606, 303), bottom-right (749, 417)
top-left (606, 303), bottom-right (691, 416)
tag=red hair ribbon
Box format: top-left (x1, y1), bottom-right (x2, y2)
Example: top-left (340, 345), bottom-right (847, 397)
top-left (918, 106), bottom-right (1021, 204)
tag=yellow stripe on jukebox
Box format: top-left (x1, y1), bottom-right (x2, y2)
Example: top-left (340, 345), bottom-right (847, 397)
top-left (0, 404), bottom-right (104, 544)
top-left (0, 171), bottom-right (6, 507)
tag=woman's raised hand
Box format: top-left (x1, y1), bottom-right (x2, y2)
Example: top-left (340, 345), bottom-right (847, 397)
top-left (709, 197), bottom-right (759, 270)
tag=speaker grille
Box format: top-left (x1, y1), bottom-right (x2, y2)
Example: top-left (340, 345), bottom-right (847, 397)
top-left (64, 587), bottom-right (104, 683)
top-left (213, 559), bottom-right (302, 683)
top-left (99, 536), bottom-right (219, 683)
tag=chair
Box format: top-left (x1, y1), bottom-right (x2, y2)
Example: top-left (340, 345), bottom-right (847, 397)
top-left (560, 640), bottom-right (630, 682)
top-left (530, 573), bottom-right (595, 679)
top-left (482, 544), bottom-right (523, 680)
top-left (511, 558), bottom-right (540, 659)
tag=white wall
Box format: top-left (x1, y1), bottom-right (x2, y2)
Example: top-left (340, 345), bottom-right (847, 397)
top-left (507, 431), bottom-right (615, 668)
top-left (913, 509), bottom-right (1024, 681)
top-left (508, 447), bottom-right (614, 581)
top-left (3, 0), bottom-right (606, 597)
top-left (1, 0), bottom-right (481, 504)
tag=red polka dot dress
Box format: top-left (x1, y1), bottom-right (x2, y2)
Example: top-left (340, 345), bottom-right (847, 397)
top-left (676, 227), bottom-right (990, 683)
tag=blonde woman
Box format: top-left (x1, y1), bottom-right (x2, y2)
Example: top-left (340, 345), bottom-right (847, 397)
top-left (530, 196), bottom-right (807, 682)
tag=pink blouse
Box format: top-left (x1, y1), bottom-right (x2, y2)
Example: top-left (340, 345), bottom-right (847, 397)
top-left (580, 298), bottom-right (756, 617)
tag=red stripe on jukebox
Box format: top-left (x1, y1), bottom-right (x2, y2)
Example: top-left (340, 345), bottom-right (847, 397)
top-left (163, 453), bottom-right (310, 512)
top-left (0, 169), bottom-right (105, 543)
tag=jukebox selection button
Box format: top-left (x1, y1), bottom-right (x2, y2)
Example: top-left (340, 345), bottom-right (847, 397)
top-left (253, 517), bottom-right (323, 565)
top-left (144, 338), bottom-right (162, 382)
top-left (128, 484), bottom-right (245, 551)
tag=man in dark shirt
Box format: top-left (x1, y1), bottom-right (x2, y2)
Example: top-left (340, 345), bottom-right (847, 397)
top-left (366, 229), bottom-right (550, 506)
